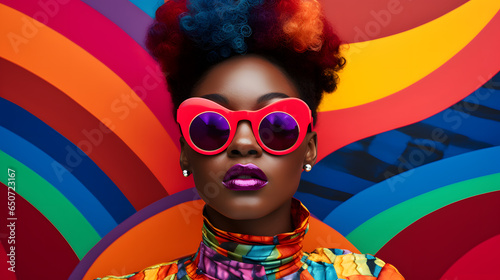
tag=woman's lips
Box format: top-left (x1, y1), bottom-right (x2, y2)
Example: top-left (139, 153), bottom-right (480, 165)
top-left (222, 163), bottom-right (268, 191)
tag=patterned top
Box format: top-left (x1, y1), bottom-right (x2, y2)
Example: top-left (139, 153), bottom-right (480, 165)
top-left (97, 199), bottom-right (403, 280)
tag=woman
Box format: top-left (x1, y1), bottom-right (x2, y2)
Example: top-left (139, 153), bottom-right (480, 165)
top-left (99, 0), bottom-right (404, 279)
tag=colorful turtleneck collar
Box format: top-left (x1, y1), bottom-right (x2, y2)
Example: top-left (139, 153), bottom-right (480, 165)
top-left (181, 199), bottom-right (310, 280)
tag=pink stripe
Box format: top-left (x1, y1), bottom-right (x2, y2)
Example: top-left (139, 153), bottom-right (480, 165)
top-left (2, 0), bottom-right (181, 149)
top-left (81, 0), bottom-right (152, 50)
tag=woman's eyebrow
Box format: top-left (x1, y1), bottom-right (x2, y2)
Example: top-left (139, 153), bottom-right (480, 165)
top-left (200, 93), bottom-right (229, 104)
top-left (257, 92), bottom-right (290, 104)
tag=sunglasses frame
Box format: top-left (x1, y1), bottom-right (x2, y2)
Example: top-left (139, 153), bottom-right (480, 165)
top-left (177, 97), bottom-right (313, 155)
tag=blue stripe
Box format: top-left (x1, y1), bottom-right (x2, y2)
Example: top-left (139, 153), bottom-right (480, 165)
top-left (0, 97), bottom-right (135, 223)
top-left (323, 146), bottom-right (500, 236)
top-left (421, 111), bottom-right (500, 147)
top-left (470, 87), bottom-right (500, 111)
top-left (0, 126), bottom-right (117, 236)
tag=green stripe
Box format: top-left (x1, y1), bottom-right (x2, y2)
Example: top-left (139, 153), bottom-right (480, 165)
top-left (346, 172), bottom-right (500, 254)
top-left (0, 150), bottom-right (100, 259)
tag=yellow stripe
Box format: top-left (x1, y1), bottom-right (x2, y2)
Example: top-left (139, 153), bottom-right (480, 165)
top-left (319, 0), bottom-right (500, 111)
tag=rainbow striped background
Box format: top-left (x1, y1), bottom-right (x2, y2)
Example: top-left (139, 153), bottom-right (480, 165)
top-left (1, 0), bottom-right (499, 279)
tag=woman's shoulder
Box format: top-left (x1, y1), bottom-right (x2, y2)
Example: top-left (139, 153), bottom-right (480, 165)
top-left (96, 260), bottom-right (180, 280)
top-left (303, 248), bottom-right (404, 279)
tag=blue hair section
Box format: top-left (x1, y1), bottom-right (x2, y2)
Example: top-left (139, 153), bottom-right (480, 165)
top-left (179, 0), bottom-right (264, 61)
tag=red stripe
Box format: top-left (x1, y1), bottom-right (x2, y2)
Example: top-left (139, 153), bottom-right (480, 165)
top-left (375, 191), bottom-right (500, 279)
top-left (0, 183), bottom-right (79, 280)
top-left (441, 234), bottom-right (500, 278)
top-left (322, 0), bottom-right (468, 43)
top-left (0, 225), bottom-right (16, 280)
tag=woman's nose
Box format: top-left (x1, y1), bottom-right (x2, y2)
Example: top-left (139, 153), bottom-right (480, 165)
top-left (226, 121), bottom-right (263, 157)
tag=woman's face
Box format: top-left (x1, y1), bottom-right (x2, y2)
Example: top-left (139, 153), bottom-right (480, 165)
top-left (180, 55), bottom-right (317, 222)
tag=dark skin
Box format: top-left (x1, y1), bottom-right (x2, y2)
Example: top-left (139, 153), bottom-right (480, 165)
top-left (180, 55), bottom-right (317, 236)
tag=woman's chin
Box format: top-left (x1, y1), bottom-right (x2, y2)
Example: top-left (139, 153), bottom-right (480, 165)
top-left (212, 197), bottom-right (270, 220)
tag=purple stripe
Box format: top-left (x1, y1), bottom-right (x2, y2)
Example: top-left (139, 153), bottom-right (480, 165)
top-left (68, 188), bottom-right (201, 280)
top-left (81, 0), bottom-right (152, 50)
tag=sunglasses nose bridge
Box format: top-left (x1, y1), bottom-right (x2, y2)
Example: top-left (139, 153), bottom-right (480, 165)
top-left (231, 110), bottom-right (255, 134)
top-left (227, 111), bottom-right (262, 156)
top-left (232, 110), bottom-right (250, 121)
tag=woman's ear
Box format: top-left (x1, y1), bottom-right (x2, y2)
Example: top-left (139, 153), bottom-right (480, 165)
top-left (304, 131), bottom-right (318, 167)
top-left (179, 136), bottom-right (191, 172)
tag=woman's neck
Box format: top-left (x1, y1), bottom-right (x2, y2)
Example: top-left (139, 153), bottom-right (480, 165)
top-left (204, 199), bottom-right (294, 236)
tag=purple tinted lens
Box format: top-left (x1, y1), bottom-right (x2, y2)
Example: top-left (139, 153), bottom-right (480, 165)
top-left (190, 112), bottom-right (230, 151)
top-left (259, 112), bottom-right (299, 151)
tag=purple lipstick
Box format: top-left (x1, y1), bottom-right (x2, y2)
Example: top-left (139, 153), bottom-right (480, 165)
top-left (222, 163), bottom-right (268, 191)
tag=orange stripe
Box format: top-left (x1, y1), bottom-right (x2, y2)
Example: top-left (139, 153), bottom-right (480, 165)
top-left (0, 57), bottom-right (167, 210)
top-left (0, 4), bottom-right (191, 193)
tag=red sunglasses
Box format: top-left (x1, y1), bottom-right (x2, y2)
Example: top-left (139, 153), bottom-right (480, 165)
top-left (177, 97), bottom-right (313, 155)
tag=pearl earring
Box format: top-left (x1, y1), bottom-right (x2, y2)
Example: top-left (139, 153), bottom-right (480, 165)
top-left (182, 170), bottom-right (190, 177)
top-left (303, 164), bottom-right (312, 172)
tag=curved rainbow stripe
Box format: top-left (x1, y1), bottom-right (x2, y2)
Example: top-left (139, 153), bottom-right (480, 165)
top-left (319, 0), bottom-right (500, 111)
top-left (376, 191), bottom-right (500, 279)
top-left (0, 57), bottom-right (167, 210)
top-left (324, 146), bottom-right (500, 238)
top-left (1, 182), bottom-right (81, 279)
top-left (0, 3), bottom-right (191, 195)
top-left (316, 3), bottom-right (500, 160)
top-left (322, 0), bottom-right (469, 44)
top-left (0, 150), bottom-right (99, 259)
top-left (298, 83), bottom-right (500, 221)
top-left (347, 173), bottom-right (500, 254)
top-left (70, 188), bottom-right (202, 280)
top-left (0, 126), bottom-right (117, 236)
top-left (2, 0), bottom-right (180, 143)
top-left (441, 234), bottom-right (500, 278)
top-left (0, 237), bottom-right (12, 279)
top-left (0, 97), bottom-right (135, 222)
top-left (80, 0), bottom-right (152, 50)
